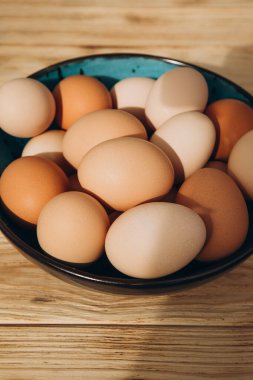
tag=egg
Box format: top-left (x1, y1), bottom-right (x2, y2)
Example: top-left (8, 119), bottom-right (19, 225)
top-left (105, 202), bottom-right (206, 279)
top-left (37, 191), bottom-right (109, 263)
top-left (0, 156), bottom-right (68, 225)
top-left (0, 78), bottom-right (55, 138)
top-left (78, 137), bottom-right (174, 211)
top-left (176, 168), bottom-right (249, 262)
top-left (145, 67), bottom-right (208, 129)
top-left (22, 130), bottom-right (74, 175)
top-left (110, 77), bottom-right (155, 125)
top-left (205, 99), bottom-right (253, 161)
top-left (205, 160), bottom-right (227, 173)
top-left (53, 75), bottom-right (112, 130)
top-left (63, 109), bottom-right (147, 169)
top-left (150, 111), bottom-right (215, 183)
top-left (68, 173), bottom-right (113, 214)
top-left (228, 130), bottom-right (253, 200)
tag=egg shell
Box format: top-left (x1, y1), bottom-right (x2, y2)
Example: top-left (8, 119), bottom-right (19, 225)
top-left (68, 172), bottom-right (113, 214)
top-left (105, 202), bottom-right (206, 279)
top-left (150, 111), bottom-right (215, 183)
top-left (176, 168), bottom-right (249, 262)
top-left (205, 160), bottom-right (227, 173)
top-left (37, 191), bottom-right (109, 264)
top-left (53, 75), bottom-right (112, 130)
top-left (63, 109), bottom-right (147, 169)
top-left (110, 77), bottom-right (155, 125)
top-left (228, 129), bottom-right (253, 200)
top-left (0, 78), bottom-right (55, 138)
top-left (78, 137), bottom-right (174, 211)
top-left (0, 156), bottom-right (68, 225)
top-left (145, 67), bottom-right (208, 129)
top-left (22, 130), bottom-right (74, 175)
top-left (205, 99), bottom-right (253, 161)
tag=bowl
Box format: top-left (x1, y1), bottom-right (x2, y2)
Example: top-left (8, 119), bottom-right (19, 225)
top-left (0, 53), bottom-right (253, 294)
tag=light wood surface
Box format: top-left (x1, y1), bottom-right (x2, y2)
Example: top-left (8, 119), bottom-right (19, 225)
top-left (0, 1), bottom-right (253, 379)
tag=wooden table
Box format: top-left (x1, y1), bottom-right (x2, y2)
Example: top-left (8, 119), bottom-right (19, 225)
top-left (0, 1), bottom-right (253, 379)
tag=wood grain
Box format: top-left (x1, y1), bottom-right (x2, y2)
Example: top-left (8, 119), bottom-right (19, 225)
top-left (0, 0), bottom-right (253, 378)
top-left (1, 0), bottom-right (253, 94)
top-left (1, 326), bottom-right (253, 380)
top-left (1, 233), bottom-right (253, 327)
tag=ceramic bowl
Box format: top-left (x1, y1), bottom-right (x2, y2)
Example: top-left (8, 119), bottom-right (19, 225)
top-left (0, 53), bottom-right (252, 294)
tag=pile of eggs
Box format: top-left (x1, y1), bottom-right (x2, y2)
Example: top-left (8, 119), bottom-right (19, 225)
top-left (0, 66), bottom-right (252, 280)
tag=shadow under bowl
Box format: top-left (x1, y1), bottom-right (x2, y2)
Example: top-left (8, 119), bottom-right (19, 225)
top-left (0, 53), bottom-right (252, 294)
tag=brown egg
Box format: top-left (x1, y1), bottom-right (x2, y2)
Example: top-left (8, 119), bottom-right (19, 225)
top-left (176, 168), bottom-right (249, 262)
top-left (37, 191), bottom-right (110, 264)
top-left (205, 160), bottom-right (227, 173)
top-left (22, 130), bottom-right (74, 175)
top-left (0, 78), bottom-right (55, 138)
top-left (205, 99), bottom-right (253, 161)
top-left (37, 191), bottom-right (109, 264)
top-left (0, 156), bottom-right (68, 225)
top-left (63, 109), bottom-right (147, 168)
top-left (53, 75), bottom-right (112, 130)
top-left (78, 137), bottom-right (174, 211)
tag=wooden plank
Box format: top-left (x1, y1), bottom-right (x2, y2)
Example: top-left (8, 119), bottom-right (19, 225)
top-left (0, 325), bottom-right (252, 379)
top-left (0, 0), bottom-right (252, 93)
top-left (1, 0), bottom-right (253, 8)
top-left (1, 233), bottom-right (253, 326)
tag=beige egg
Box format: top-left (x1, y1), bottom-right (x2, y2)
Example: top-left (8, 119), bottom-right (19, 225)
top-left (37, 191), bottom-right (109, 264)
top-left (110, 77), bottom-right (155, 124)
top-left (22, 130), bottom-right (74, 175)
top-left (145, 67), bottom-right (208, 129)
top-left (151, 111), bottom-right (215, 183)
top-left (228, 130), bottom-right (253, 200)
top-left (105, 202), bottom-right (206, 279)
top-left (176, 168), bottom-right (249, 261)
top-left (78, 137), bottom-right (174, 211)
top-left (0, 78), bottom-right (55, 137)
top-left (63, 109), bottom-right (147, 169)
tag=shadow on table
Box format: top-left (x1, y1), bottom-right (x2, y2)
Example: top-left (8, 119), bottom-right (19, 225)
top-left (125, 264), bottom-right (253, 379)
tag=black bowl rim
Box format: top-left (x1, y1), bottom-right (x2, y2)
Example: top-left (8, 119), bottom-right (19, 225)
top-left (0, 52), bottom-right (252, 290)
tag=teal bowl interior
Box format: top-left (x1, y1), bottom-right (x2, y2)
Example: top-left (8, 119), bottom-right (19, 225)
top-left (0, 53), bottom-right (253, 293)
